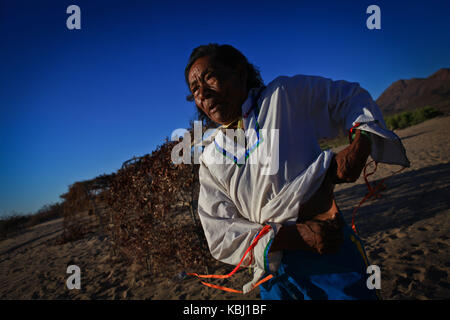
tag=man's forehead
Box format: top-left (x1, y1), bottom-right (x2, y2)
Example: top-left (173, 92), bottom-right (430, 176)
top-left (189, 56), bottom-right (230, 81)
top-left (189, 58), bottom-right (209, 75)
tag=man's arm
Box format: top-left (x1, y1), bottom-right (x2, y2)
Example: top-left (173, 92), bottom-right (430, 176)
top-left (269, 81), bottom-right (374, 254)
top-left (269, 130), bottom-right (371, 254)
top-left (281, 74), bottom-right (408, 167)
top-left (333, 129), bottom-right (372, 183)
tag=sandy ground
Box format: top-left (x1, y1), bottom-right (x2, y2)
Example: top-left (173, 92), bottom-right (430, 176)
top-left (0, 116), bottom-right (449, 300)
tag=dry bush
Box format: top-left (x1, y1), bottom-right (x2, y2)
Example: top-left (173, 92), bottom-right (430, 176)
top-left (105, 139), bottom-right (214, 278)
top-left (24, 202), bottom-right (63, 228)
top-left (0, 203), bottom-right (64, 240)
top-left (58, 175), bottom-right (113, 244)
top-left (0, 214), bottom-right (28, 240)
top-left (56, 122), bottom-right (217, 278)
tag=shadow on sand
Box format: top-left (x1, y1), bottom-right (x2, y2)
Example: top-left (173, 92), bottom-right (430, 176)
top-left (334, 162), bottom-right (450, 237)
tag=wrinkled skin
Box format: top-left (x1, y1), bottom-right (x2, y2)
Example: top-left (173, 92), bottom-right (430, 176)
top-left (188, 56), bottom-right (248, 126)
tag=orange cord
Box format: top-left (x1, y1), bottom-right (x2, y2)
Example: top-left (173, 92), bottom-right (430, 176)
top-left (187, 224), bottom-right (273, 293)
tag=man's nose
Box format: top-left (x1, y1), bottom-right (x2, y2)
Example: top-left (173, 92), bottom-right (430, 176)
top-left (198, 83), bottom-right (212, 100)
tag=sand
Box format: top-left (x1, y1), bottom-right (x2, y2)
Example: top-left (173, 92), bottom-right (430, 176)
top-left (1, 116), bottom-right (449, 300)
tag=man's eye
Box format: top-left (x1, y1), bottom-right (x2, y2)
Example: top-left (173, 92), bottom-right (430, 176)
top-left (206, 73), bottom-right (217, 83)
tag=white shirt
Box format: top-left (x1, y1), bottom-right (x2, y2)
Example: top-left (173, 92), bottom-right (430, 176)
top-left (197, 74), bottom-right (409, 293)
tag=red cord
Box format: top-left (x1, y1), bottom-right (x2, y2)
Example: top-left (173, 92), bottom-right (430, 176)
top-left (351, 160), bottom-right (405, 234)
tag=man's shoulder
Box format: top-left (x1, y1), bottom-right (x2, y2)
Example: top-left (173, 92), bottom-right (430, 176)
top-left (265, 74), bottom-right (329, 92)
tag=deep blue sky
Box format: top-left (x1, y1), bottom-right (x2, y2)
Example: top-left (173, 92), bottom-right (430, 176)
top-left (1, 0), bottom-right (449, 216)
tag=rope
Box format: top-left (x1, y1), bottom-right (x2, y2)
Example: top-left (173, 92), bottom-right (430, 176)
top-left (351, 160), bottom-right (406, 234)
top-left (347, 123), bottom-right (406, 234)
top-left (187, 224), bottom-right (273, 294)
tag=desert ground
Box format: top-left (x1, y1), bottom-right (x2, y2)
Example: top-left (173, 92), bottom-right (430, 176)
top-left (0, 116), bottom-right (449, 300)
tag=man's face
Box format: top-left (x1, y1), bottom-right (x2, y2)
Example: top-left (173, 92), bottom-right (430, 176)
top-left (188, 56), bottom-right (248, 125)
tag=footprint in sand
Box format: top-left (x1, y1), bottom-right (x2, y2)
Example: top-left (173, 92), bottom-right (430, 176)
top-left (438, 281), bottom-right (450, 290)
top-left (388, 234), bottom-right (398, 240)
top-left (178, 293), bottom-right (187, 299)
top-left (394, 276), bottom-right (413, 294)
top-left (436, 241), bottom-right (448, 250)
top-left (400, 255), bottom-right (415, 262)
top-left (402, 266), bottom-right (426, 282)
top-left (368, 247), bottom-right (386, 260)
top-left (410, 249), bottom-right (424, 256)
top-left (425, 266), bottom-right (448, 282)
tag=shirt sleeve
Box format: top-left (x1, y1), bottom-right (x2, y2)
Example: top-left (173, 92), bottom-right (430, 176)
top-left (197, 159), bottom-right (282, 274)
top-left (284, 75), bottom-right (410, 167)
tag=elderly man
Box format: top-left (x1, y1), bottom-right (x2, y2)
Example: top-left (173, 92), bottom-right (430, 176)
top-left (185, 43), bottom-right (409, 300)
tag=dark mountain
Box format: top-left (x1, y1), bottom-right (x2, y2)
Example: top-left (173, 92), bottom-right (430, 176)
top-left (376, 68), bottom-right (450, 116)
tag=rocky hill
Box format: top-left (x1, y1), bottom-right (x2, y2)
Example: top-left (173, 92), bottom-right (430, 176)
top-left (376, 68), bottom-right (450, 116)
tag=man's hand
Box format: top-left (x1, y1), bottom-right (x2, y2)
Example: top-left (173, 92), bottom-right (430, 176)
top-left (298, 215), bottom-right (345, 254)
top-left (270, 210), bottom-right (344, 255)
top-left (333, 129), bottom-right (371, 183)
